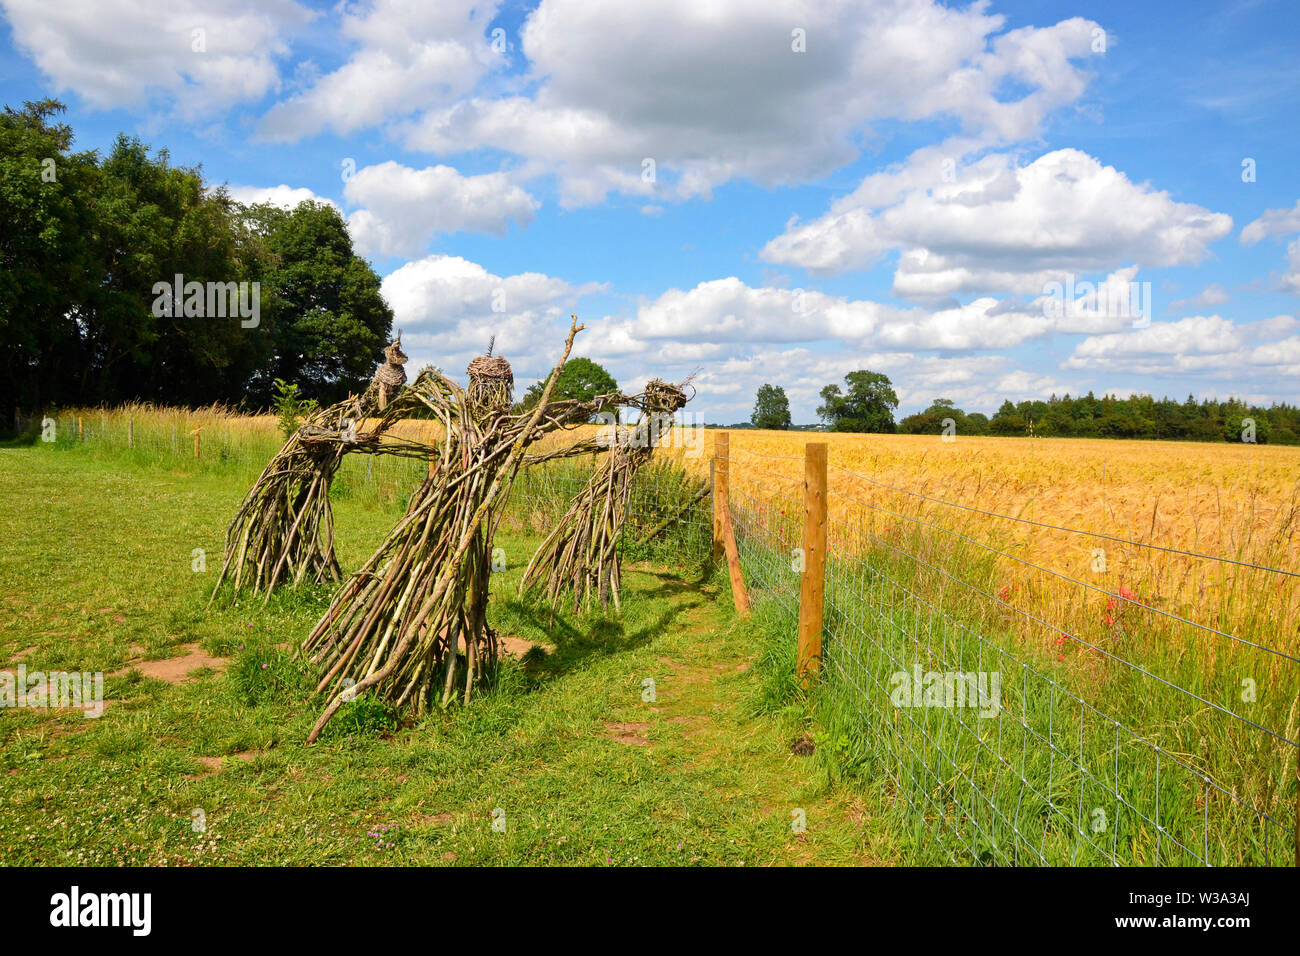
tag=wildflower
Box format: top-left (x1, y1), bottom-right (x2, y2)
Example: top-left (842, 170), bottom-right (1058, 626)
top-left (1103, 615), bottom-right (1114, 627)
top-left (1118, 586), bottom-right (1138, 603)
top-left (1055, 636), bottom-right (1065, 646)
top-left (998, 585), bottom-right (1011, 602)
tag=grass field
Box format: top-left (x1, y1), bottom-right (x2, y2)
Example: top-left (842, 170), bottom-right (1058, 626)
top-left (0, 444), bottom-right (888, 866)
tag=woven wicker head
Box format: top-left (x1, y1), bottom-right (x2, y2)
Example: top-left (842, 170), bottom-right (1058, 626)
top-left (644, 379), bottom-right (687, 413)
top-left (467, 354), bottom-right (514, 409)
top-left (384, 335), bottom-right (408, 367)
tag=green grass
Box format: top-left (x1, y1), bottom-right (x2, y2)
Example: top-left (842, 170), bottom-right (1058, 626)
top-left (0, 445), bottom-right (890, 866)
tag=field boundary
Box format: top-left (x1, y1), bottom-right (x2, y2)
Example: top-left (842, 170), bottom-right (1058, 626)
top-left (717, 432), bottom-right (1299, 867)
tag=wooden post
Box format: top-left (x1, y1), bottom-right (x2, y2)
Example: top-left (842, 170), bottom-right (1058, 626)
top-left (707, 432), bottom-right (749, 615)
top-left (128, 418), bottom-right (134, 449)
top-left (193, 427), bottom-right (201, 460)
top-left (797, 443), bottom-right (828, 682)
top-left (712, 432), bottom-right (729, 561)
top-left (77, 417), bottom-right (83, 441)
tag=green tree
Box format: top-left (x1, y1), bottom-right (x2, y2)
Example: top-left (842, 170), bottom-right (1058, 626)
top-left (244, 200), bottom-right (393, 405)
top-left (817, 371), bottom-right (898, 433)
top-left (751, 383), bottom-right (792, 430)
top-left (521, 356), bottom-right (619, 409)
top-left (0, 99), bottom-right (98, 425)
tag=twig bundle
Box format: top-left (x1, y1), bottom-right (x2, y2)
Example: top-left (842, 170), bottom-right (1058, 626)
top-left (519, 379), bottom-right (689, 613)
top-left (211, 390), bottom-right (376, 599)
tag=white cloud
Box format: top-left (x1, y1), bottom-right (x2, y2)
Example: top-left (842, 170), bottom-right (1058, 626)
top-left (1241, 200), bottom-right (1300, 294)
top-left (343, 161), bottom-right (538, 258)
top-left (1063, 314), bottom-right (1300, 379)
top-left (1168, 282), bottom-right (1229, 313)
top-left (257, 0), bottom-right (499, 141)
top-left (763, 148), bottom-right (1233, 295)
top-left (0, 0), bottom-right (313, 115)
top-left (1241, 199), bottom-right (1300, 245)
top-left (379, 254), bottom-right (603, 379)
top-left (397, 2), bottom-right (1104, 206)
top-left (225, 184), bottom-right (338, 210)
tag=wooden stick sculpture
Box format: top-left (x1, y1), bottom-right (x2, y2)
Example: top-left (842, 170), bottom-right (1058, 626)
top-left (518, 379), bottom-right (689, 613)
top-left (302, 317), bottom-right (624, 741)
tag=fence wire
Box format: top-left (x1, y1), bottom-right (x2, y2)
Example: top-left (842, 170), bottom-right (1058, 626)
top-left (726, 444), bottom-right (1298, 867)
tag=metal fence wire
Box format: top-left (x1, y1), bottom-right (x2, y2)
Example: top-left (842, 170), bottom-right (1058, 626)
top-left (726, 443), bottom-right (1299, 867)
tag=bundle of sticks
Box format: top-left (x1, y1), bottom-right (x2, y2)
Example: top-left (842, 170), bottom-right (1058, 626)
top-left (301, 317), bottom-right (621, 741)
top-left (210, 391), bottom-right (373, 599)
top-left (518, 379), bottom-right (688, 613)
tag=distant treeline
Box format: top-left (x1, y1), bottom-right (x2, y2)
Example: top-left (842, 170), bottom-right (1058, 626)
top-left (900, 394), bottom-right (1299, 444)
top-left (1, 99), bottom-right (393, 433)
top-left (746, 379), bottom-right (1299, 444)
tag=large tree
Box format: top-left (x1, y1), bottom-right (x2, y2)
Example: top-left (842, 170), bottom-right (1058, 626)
top-left (751, 383), bottom-right (792, 430)
top-left (817, 371), bottom-right (898, 433)
top-left (521, 356), bottom-right (618, 409)
top-left (242, 200), bottom-right (392, 406)
top-left (0, 100), bottom-right (98, 426)
top-left (0, 100), bottom-right (394, 426)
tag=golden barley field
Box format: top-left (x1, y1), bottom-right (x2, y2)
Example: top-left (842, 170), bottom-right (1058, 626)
top-left (701, 429), bottom-right (1300, 678)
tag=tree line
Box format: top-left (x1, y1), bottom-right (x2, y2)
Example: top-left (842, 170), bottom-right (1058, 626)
top-left (0, 99), bottom-right (393, 434)
top-left (750, 375), bottom-right (1300, 444)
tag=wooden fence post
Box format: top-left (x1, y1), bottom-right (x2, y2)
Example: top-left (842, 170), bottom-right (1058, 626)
top-left (128, 418), bottom-right (133, 449)
top-left (709, 431), bottom-right (750, 616)
top-left (797, 443), bottom-right (828, 682)
top-left (712, 431), bottom-right (728, 562)
top-left (193, 427), bottom-right (201, 460)
top-left (77, 417), bottom-right (83, 441)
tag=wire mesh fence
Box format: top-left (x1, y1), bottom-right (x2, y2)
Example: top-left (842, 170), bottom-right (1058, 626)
top-left (726, 441), bottom-right (1299, 867)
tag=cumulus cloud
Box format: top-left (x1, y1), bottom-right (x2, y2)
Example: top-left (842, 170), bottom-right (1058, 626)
top-left (343, 161), bottom-right (538, 258)
top-left (1168, 283), bottom-right (1230, 313)
top-left (378, 254), bottom-right (603, 378)
top-left (396, 1), bottom-right (1104, 206)
top-left (0, 0), bottom-right (313, 115)
top-left (224, 184), bottom-right (338, 210)
top-left (763, 148), bottom-right (1233, 295)
top-left (1241, 199), bottom-right (1300, 245)
top-left (257, 0), bottom-right (500, 141)
top-left (1063, 314), bottom-right (1300, 379)
top-left (1241, 200), bottom-right (1300, 294)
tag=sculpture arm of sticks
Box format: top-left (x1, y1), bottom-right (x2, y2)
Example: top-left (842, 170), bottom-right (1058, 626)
top-left (210, 387), bottom-right (382, 600)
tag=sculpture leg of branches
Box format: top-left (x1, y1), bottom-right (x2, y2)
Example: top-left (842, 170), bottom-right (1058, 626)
top-left (210, 391), bottom-right (376, 601)
top-left (519, 381), bottom-right (689, 613)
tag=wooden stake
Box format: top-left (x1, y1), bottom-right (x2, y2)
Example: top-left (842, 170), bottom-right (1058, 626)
top-left (712, 431), bottom-right (729, 562)
top-left (797, 442), bottom-right (828, 682)
top-left (128, 418), bottom-right (133, 449)
top-left (721, 499), bottom-right (750, 617)
top-left (194, 427), bottom-right (201, 460)
top-left (77, 417), bottom-right (82, 441)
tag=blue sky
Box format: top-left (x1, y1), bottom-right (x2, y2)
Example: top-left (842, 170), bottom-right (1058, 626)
top-left (2, 0), bottom-right (1298, 421)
